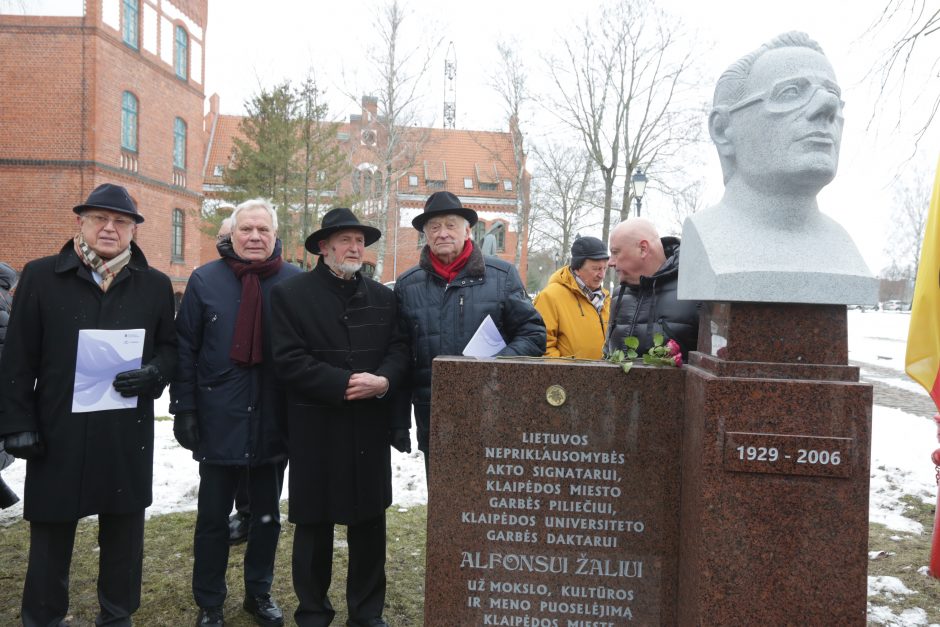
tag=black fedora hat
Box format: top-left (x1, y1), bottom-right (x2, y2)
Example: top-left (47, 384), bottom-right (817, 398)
top-left (411, 191), bottom-right (478, 231)
top-left (305, 207), bottom-right (382, 255)
top-left (72, 183), bottom-right (144, 223)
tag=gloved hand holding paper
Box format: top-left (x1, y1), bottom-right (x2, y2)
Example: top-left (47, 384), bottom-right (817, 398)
top-left (462, 315), bottom-right (506, 357)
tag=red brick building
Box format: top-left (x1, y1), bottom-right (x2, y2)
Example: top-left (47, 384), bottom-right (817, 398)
top-left (0, 0), bottom-right (207, 299)
top-left (203, 95), bottom-right (531, 283)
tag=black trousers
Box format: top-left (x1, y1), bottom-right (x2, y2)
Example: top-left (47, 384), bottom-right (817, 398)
top-left (415, 403), bottom-right (431, 478)
top-left (234, 468), bottom-right (250, 516)
top-left (192, 462), bottom-right (283, 608)
top-left (22, 510), bottom-right (145, 627)
top-left (292, 514), bottom-right (386, 627)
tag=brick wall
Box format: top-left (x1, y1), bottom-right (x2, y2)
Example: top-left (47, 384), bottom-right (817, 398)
top-left (0, 7), bottom-right (207, 293)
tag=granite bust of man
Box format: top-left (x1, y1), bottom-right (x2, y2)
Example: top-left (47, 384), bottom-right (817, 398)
top-left (678, 31), bottom-right (877, 304)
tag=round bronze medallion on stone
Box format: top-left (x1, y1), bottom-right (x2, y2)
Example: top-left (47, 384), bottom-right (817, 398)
top-left (545, 384), bottom-right (566, 407)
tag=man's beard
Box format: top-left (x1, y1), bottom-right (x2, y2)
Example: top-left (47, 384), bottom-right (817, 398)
top-left (325, 252), bottom-right (362, 279)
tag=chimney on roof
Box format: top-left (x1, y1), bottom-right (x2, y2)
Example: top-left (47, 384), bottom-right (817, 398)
top-left (362, 95), bottom-right (378, 120)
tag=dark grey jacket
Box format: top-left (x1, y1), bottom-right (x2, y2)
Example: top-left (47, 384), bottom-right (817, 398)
top-left (604, 237), bottom-right (700, 359)
top-left (170, 242), bottom-right (300, 466)
top-left (395, 242), bottom-right (545, 408)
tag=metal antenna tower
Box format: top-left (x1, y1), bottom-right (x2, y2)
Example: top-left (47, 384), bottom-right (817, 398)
top-left (443, 41), bottom-right (456, 129)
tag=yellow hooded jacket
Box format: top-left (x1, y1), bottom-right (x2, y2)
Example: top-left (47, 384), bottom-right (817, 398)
top-left (533, 265), bottom-right (610, 359)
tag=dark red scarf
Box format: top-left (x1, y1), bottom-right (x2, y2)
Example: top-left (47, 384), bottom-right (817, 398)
top-left (224, 255), bottom-right (283, 366)
top-left (430, 239), bottom-right (474, 283)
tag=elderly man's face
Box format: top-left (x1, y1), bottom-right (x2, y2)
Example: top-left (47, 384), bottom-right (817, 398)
top-left (77, 210), bottom-right (137, 260)
top-left (319, 228), bottom-right (365, 277)
top-left (573, 259), bottom-right (608, 291)
top-left (424, 214), bottom-right (470, 264)
top-left (232, 207), bottom-right (276, 261)
top-left (727, 47), bottom-right (843, 192)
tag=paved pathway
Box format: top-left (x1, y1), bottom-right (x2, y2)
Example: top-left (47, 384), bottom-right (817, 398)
top-left (853, 360), bottom-right (937, 419)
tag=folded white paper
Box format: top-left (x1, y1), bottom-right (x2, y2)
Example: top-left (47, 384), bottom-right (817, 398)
top-left (462, 315), bottom-right (506, 358)
top-left (72, 328), bottom-right (145, 413)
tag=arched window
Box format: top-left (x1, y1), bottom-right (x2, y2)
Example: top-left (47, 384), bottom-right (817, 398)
top-left (472, 221), bottom-right (486, 245)
top-left (174, 25), bottom-right (188, 80)
top-left (121, 91), bottom-right (138, 152)
top-left (173, 117), bottom-right (187, 169)
top-left (171, 208), bottom-right (184, 262)
top-left (493, 220), bottom-right (507, 252)
top-left (122, 0), bottom-right (139, 49)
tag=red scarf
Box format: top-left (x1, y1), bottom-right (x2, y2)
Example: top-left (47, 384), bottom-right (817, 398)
top-left (430, 240), bottom-right (474, 283)
top-left (224, 255), bottom-right (283, 366)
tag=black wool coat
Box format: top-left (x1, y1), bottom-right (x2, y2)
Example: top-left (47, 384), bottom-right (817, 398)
top-left (270, 260), bottom-right (410, 525)
top-left (0, 241), bottom-right (177, 522)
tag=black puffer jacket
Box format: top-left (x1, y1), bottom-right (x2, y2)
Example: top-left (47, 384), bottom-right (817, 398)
top-left (395, 242), bottom-right (546, 407)
top-left (604, 237), bottom-right (700, 359)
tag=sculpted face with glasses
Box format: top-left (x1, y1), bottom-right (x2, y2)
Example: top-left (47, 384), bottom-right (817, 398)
top-left (677, 32), bottom-right (876, 304)
top-left (79, 210), bottom-right (137, 260)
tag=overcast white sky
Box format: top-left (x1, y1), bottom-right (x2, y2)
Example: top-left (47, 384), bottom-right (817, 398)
top-left (201, 0), bottom-right (940, 275)
top-left (6, 0), bottom-right (939, 273)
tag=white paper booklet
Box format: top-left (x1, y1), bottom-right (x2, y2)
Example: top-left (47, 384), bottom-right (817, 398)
top-left (71, 328), bottom-right (146, 413)
top-left (462, 315), bottom-right (507, 358)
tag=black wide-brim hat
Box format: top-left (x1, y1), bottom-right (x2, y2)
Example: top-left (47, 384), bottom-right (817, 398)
top-left (412, 191), bottom-right (478, 231)
top-left (72, 183), bottom-right (144, 223)
top-left (305, 207), bottom-right (382, 255)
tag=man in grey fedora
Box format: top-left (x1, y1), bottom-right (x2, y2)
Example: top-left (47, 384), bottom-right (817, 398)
top-left (270, 207), bottom-right (410, 627)
top-left (0, 182), bottom-right (177, 626)
top-left (394, 191), bottom-right (545, 475)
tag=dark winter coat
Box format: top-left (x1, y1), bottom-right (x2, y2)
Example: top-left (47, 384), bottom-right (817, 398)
top-left (0, 241), bottom-right (176, 522)
top-left (604, 236), bottom-right (700, 359)
top-left (394, 242), bottom-right (546, 449)
top-left (270, 260), bottom-right (410, 525)
top-left (170, 243), bottom-right (300, 466)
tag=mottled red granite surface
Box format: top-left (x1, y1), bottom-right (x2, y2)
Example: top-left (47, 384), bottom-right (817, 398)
top-left (422, 302), bottom-right (872, 626)
top-left (697, 302), bottom-right (849, 364)
top-left (680, 302), bottom-right (872, 625)
top-left (424, 358), bottom-right (684, 626)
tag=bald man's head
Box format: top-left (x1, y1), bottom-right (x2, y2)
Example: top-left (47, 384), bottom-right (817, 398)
top-left (608, 218), bottom-right (666, 285)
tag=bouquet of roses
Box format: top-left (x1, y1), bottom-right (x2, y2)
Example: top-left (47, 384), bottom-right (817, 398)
top-left (606, 333), bottom-right (682, 373)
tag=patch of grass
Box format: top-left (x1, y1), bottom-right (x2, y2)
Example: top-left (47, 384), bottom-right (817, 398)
top-left (154, 415), bottom-right (173, 422)
top-left (9, 499), bottom-right (940, 625)
top-left (868, 498), bottom-right (940, 623)
top-left (0, 503), bottom-right (427, 625)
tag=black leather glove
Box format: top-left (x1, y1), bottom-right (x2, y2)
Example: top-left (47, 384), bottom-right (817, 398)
top-left (390, 428), bottom-right (411, 454)
top-left (113, 364), bottom-right (166, 398)
top-left (4, 431), bottom-right (43, 460)
top-left (173, 412), bottom-right (200, 451)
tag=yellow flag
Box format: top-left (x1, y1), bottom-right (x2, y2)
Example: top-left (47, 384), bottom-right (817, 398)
top-left (905, 154), bottom-right (940, 411)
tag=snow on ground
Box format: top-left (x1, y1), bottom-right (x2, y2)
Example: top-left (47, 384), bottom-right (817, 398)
top-left (0, 399), bottom-right (427, 525)
top-left (869, 405), bottom-right (938, 533)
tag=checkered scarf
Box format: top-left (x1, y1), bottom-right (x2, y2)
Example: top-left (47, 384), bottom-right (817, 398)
top-left (73, 233), bottom-right (132, 292)
top-left (573, 272), bottom-right (606, 313)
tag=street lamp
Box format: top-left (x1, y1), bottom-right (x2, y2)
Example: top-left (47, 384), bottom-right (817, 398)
top-left (631, 167), bottom-right (648, 217)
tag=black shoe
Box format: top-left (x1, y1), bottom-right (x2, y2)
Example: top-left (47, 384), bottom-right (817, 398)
top-left (348, 619), bottom-right (389, 627)
top-left (243, 593), bottom-right (284, 626)
top-left (196, 606), bottom-right (224, 627)
top-left (228, 512), bottom-right (249, 545)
